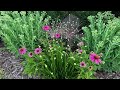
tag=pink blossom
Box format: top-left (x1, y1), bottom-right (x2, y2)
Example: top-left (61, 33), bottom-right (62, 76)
top-left (34, 48), bottom-right (42, 54)
top-left (42, 25), bottom-right (51, 31)
top-left (54, 33), bottom-right (61, 38)
top-left (19, 47), bottom-right (27, 55)
top-left (89, 52), bottom-right (102, 64)
top-left (28, 52), bottom-right (33, 57)
top-left (79, 50), bottom-right (83, 54)
top-left (80, 61), bottom-right (86, 67)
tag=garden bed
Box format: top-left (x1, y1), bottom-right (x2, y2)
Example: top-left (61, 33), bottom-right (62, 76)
top-left (0, 46), bottom-right (120, 79)
top-left (0, 11), bottom-right (120, 79)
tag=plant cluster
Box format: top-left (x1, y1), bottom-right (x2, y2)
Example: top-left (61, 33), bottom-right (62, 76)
top-left (0, 11), bottom-right (119, 79)
top-left (82, 11), bottom-right (120, 72)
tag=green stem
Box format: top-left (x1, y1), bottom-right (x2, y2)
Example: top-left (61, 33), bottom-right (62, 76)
top-left (103, 45), bottom-right (112, 61)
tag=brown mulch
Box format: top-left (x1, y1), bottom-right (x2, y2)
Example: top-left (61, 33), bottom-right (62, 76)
top-left (0, 47), bottom-right (41, 79)
top-left (95, 71), bottom-right (120, 79)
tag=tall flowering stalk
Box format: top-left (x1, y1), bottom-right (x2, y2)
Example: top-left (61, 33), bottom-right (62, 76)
top-left (48, 14), bottom-right (82, 47)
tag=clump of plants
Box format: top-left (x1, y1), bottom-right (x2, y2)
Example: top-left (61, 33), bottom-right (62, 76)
top-left (0, 11), bottom-right (106, 79)
top-left (21, 25), bottom-right (103, 79)
top-left (82, 11), bottom-right (120, 72)
top-left (0, 11), bottom-right (51, 57)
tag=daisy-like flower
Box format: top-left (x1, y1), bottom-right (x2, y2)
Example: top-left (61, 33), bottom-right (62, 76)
top-left (80, 61), bottom-right (86, 67)
top-left (19, 47), bottom-right (27, 55)
top-left (54, 33), bottom-right (61, 38)
top-left (42, 25), bottom-right (51, 31)
top-left (89, 52), bottom-right (102, 64)
top-left (28, 52), bottom-right (33, 57)
top-left (34, 48), bottom-right (42, 54)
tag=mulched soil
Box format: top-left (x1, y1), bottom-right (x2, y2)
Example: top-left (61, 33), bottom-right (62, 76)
top-left (95, 71), bottom-right (120, 79)
top-left (0, 48), bottom-right (41, 79)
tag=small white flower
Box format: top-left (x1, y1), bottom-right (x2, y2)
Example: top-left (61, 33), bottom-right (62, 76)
top-left (51, 72), bottom-right (53, 75)
top-left (74, 63), bottom-right (76, 65)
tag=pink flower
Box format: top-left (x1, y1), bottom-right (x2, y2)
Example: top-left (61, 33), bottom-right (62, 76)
top-left (34, 48), bottom-right (42, 54)
top-left (54, 33), bottom-right (61, 38)
top-left (19, 47), bottom-right (27, 55)
top-left (78, 50), bottom-right (83, 54)
top-left (42, 25), bottom-right (51, 31)
top-left (80, 61), bottom-right (86, 67)
top-left (89, 52), bottom-right (102, 64)
top-left (28, 52), bottom-right (33, 57)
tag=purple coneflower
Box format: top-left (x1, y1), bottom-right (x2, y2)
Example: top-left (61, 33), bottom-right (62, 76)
top-left (19, 47), bottom-right (27, 55)
top-left (34, 48), bottom-right (42, 54)
top-left (80, 61), bottom-right (86, 67)
top-left (89, 52), bottom-right (102, 64)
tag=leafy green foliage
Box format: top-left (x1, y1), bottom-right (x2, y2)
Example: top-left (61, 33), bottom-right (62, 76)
top-left (82, 11), bottom-right (120, 72)
top-left (22, 37), bottom-right (99, 79)
top-left (0, 11), bottom-right (51, 57)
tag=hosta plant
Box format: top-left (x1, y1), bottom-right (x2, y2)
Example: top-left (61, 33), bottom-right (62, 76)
top-left (82, 11), bottom-right (120, 72)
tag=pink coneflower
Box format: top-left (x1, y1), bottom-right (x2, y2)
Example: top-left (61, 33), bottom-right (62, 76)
top-left (34, 48), bottom-right (42, 54)
top-left (89, 52), bottom-right (102, 64)
top-left (28, 52), bottom-right (33, 57)
top-left (19, 47), bottom-right (27, 55)
top-left (42, 25), bottom-right (51, 31)
top-left (80, 61), bottom-right (86, 67)
top-left (54, 33), bottom-right (61, 38)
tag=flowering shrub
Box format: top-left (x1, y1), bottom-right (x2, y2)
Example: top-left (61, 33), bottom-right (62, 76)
top-left (82, 11), bottom-right (120, 72)
top-left (0, 11), bottom-right (51, 57)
